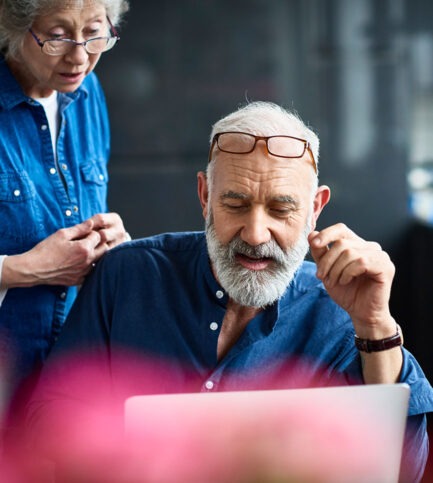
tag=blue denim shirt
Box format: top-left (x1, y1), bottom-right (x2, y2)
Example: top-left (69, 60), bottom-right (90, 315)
top-left (37, 231), bottom-right (433, 481)
top-left (0, 55), bottom-right (110, 385)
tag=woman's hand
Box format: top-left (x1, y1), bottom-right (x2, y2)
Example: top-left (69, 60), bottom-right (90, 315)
top-left (89, 212), bottom-right (130, 251)
top-left (1, 214), bottom-right (129, 288)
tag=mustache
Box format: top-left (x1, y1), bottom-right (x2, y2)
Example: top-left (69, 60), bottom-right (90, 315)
top-left (227, 237), bottom-right (288, 266)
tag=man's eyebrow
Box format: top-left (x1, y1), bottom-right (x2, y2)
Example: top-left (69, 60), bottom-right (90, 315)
top-left (272, 195), bottom-right (299, 207)
top-left (220, 191), bottom-right (250, 200)
top-left (220, 192), bottom-right (300, 207)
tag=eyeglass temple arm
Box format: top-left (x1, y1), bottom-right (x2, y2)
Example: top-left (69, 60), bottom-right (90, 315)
top-left (107, 17), bottom-right (120, 38)
top-left (208, 137), bottom-right (217, 163)
top-left (28, 29), bottom-right (43, 47)
top-left (306, 144), bottom-right (318, 174)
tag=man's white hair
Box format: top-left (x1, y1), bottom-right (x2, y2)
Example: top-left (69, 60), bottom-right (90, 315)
top-left (206, 101), bottom-right (319, 196)
top-left (209, 101), bottom-right (319, 167)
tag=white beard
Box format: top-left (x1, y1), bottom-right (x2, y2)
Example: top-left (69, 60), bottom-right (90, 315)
top-left (205, 217), bottom-right (310, 308)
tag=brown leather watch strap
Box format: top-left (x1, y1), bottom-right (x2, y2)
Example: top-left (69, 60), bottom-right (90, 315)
top-left (354, 327), bottom-right (403, 353)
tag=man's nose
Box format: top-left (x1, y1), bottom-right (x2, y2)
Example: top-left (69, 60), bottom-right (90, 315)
top-left (240, 208), bottom-right (272, 247)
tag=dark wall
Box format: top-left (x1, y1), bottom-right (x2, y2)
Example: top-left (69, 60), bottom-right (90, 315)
top-left (96, 0), bottom-right (432, 380)
top-left (98, 0), bottom-right (413, 242)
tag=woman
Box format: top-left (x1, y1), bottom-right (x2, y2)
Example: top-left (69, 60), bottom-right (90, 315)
top-left (0, 0), bottom-right (130, 393)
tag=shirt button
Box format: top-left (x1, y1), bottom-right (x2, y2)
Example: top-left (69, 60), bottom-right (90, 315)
top-left (41, 124), bottom-right (48, 131)
top-left (216, 290), bottom-right (224, 299)
top-left (59, 292), bottom-right (66, 300)
top-left (49, 167), bottom-right (57, 175)
top-left (13, 189), bottom-right (20, 197)
top-left (99, 174), bottom-right (105, 181)
top-left (210, 322), bottom-right (219, 331)
top-left (65, 209), bottom-right (72, 217)
top-left (61, 164), bottom-right (68, 170)
top-left (73, 206), bottom-right (79, 212)
top-left (205, 380), bottom-right (214, 390)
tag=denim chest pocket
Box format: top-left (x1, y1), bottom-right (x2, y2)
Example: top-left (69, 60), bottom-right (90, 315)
top-left (0, 171), bottom-right (36, 201)
top-left (81, 161), bottom-right (109, 186)
top-left (0, 171), bottom-right (44, 250)
top-left (80, 160), bottom-right (109, 215)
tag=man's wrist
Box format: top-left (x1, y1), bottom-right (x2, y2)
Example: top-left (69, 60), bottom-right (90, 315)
top-left (355, 324), bottom-right (403, 353)
top-left (352, 314), bottom-right (398, 340)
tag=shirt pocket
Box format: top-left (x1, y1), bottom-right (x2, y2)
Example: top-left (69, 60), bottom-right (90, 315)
top-left (79, 159), bottom-right (108, 215)
top-left (0, 171), bottom-right (44, 251)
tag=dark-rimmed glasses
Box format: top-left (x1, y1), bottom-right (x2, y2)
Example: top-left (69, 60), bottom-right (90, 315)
top-left (208, 131), bottom-right (317, 173)
top-left (29, 17), bottom-right (120, 56)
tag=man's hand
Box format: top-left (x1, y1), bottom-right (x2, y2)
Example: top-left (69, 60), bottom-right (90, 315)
top-left (308, 223), bottom-right (396, 339)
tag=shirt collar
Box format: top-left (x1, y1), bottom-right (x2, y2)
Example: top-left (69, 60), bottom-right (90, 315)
top-left (0, 54), bottom-right (89, 110)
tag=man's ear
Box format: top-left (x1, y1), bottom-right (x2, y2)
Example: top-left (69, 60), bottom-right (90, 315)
top-left (310, 185), bottom-right (331, 230)
top-left (197, 171), bottom-right (209, 219)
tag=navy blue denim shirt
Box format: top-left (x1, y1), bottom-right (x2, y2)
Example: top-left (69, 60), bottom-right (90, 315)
top-left (37, 231), bottom-right (433, 481)
top-left (0, 55), bottom-right (110, 385)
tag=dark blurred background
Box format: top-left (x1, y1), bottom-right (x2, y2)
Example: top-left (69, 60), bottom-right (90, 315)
top-left (97, 0), bottom-right (433, 475)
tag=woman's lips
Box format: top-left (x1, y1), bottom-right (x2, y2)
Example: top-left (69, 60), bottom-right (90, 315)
top-left (235, 253), bottom-right (272, 271)
top-left (59, 72), bottom-right (84, 83)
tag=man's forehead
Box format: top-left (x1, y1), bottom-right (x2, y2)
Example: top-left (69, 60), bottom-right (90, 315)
top-left (214, 151), bottom-right (308, 177)
top-left (211, 150), bottom-right (312, 197)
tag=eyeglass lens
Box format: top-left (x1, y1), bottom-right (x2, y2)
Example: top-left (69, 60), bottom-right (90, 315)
top-left (42, 37), bottom-right (116, 55)
top-left (217, 132), bottom-right (306, 158)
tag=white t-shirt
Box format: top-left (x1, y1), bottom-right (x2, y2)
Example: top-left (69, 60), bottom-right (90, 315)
top-left (35, 91), bottom-right (60, 156)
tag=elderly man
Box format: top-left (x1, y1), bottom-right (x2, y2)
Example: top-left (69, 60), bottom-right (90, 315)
top-left (26, 102), bottom-right (433, 481)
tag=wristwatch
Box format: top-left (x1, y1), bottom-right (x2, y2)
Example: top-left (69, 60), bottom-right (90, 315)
top-left (354, 325), bottom-right (403, 353)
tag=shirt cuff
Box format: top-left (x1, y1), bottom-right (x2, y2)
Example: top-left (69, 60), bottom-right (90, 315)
top-left (0, 255), bottom-right (8, 307)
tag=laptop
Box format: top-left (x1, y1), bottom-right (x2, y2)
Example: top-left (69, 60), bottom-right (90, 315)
top-left (124, 383), bottom-right (410, 483)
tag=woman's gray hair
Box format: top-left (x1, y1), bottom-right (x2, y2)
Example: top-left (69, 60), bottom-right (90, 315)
top-left (0, 0), bottom-right (129, 59)
top-left (206, 101), bottom-right (320, 195)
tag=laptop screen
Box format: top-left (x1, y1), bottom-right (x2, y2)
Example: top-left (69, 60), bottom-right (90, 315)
top-left (124, 383), bottom-right (410, 483)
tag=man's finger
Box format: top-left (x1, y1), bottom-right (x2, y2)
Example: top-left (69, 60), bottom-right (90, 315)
top-left (308, 230), bottom-right (329, 262)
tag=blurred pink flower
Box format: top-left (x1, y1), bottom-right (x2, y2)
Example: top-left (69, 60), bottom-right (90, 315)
top-left (1, 351), bottom-right (404, 482)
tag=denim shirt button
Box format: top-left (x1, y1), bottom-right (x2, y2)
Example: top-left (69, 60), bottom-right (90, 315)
top-left (59, 292), bottom-right (66, 300)
top-left (41, 124), bottom-right (48, 131)
top-left (13, 189), bottom-right (20, 197)
top-left (210, 322), bottom-right (218, 331)
top-left (49, 168), bottom-right (56, 175)
top-left (65, 209), bottom-right (72, 217)
top-left (216, 290), bottom-right (224, 299)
